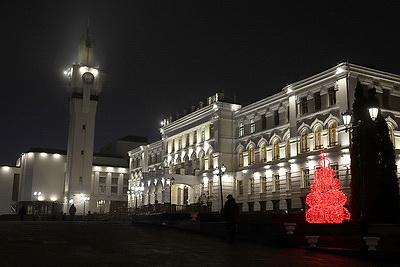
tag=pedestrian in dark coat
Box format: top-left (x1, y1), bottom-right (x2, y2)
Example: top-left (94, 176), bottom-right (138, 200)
top-left (69, 204), bottom-right (77, 221)
top-left (18, 206), bottom-right (27, 221)
top-left (224, 194), bottom-right (239, 244)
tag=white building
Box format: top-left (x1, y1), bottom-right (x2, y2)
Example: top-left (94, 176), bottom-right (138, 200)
top-left (128, 62), bottom-right (400, 213)
top-left (0, 28), bottom-right (148, 216)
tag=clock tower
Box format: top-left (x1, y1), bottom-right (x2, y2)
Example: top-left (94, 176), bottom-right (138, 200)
top-left (64, 27), bottom-right (103, 213)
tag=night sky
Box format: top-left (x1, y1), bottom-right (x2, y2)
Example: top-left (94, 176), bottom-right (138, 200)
top-left (1, 1), bottom-right (400, 166)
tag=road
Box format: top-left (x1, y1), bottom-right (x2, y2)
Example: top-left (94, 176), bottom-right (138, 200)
top-left (0, 221), bottom-right (395, 266)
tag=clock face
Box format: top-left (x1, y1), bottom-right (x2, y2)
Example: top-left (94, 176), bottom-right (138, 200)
top-left (82, 72), bottom-right (95, 84)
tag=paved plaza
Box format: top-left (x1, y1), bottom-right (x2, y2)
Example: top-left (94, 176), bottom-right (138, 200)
top-left (0, 221), bottom-right (397, 266)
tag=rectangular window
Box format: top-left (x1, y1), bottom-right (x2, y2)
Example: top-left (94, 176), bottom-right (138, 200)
top-left (249, 178), bottom-right (255, 194)
top-left (208, 180), bottom-right (213, 195)
top-left (301, 97), bottom-right (308, 115)
top-left (201, 128), bottom-right (205, 142)
top-left (314, 92), bottom-right (322, 110)
top-left (99, 185), bottom-right (106, 193)
top-left (111, 186), bottom-right (118, 194)
top-left (274, 174), bottom-right (280, 192)
top-left (209, 124), bottom-right (214, 139)
top-left (302, 168), bottom-right (310, 187)
top-left (328, 87), bottom-right (337, 106)
top-left (250, 119), bottom-right (255, 133)
top-left (179, 137), bottom-right (182, 149)
top-left (239, 122), bottom-right (244, 137)
top-left (111, 177), bottom-right (118, 185)
top-left (261, 176), bottom-right (267, 193)
top-left (286, 172), bottom-right (292, 191)
top-left (237, 180), bottom-right (243, 195)
top-left (274, 110), bottom-right (279, 126)
top-left (331, 163), bottom-right (339, 179)
top-left (261, 114), bottom-right (267, 130)
top-left (193, 131), bottom-right (197, 144)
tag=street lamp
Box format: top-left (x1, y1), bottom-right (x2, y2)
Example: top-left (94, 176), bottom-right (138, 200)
top-left (80, 195), bottom-right (90, 215)
top-left (214, 164), bottom-right (226, 213)
top-left (33, 191), bottom-right (42, 201)
top-left (166, 177), bottom-right (175, 212)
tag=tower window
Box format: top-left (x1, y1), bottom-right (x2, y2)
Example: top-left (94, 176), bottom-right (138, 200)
top-left (82, 124), bottom-right (86, 130)
top-left (81, 150), bottom-right (84, 155)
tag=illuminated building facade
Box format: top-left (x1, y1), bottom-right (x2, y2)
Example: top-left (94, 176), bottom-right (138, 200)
top-left (128, 63), bottom-right (400, 213)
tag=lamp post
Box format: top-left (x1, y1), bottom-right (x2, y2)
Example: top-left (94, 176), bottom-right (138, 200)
top-left (33, 191), bottom-right (42, 201)
top-left (214, 164), bottom-right (226, 213)
top-left (166, 177), bottom-right (175, 212)
top-left (80, 195), bottom-right (90, 215)
top-left (342, 105), bottom-right (378, 237)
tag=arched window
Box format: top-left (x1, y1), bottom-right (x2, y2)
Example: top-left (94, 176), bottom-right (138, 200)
top-left (249, 146), bottom-right (255, 165)
top-left (208, 153), bottom-right (214, 169)
top-left (260, 143), bottom-right (267, 162)
top-left (328, 122), bottom-right (338, 147)
top-left (199, 153), bottom-right (205, 171)
top-left (285, 139), bottom-right (291, 158)
top-left (314, 125), bottom-right (323, 149)
top-left (301, 130), bottom-right (309, 153)
top-left (273, 140), bottom-right (280, 160)
top-left (238, 149), bottom-right (244, 167)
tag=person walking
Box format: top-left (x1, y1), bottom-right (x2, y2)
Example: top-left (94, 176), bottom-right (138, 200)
top-left (69, 204), bottom-right (76, 221)
top-left (18, 205), bottom-right (27, 221)
top-left (223, 194), bottom-right (239, 244)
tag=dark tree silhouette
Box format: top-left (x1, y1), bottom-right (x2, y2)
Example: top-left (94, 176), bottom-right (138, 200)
top-left (349, 82), bottom-right (400, 224)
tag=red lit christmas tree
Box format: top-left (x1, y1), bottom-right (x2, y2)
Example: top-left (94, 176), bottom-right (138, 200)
top-left (306, 151), bottom-right (350, 224)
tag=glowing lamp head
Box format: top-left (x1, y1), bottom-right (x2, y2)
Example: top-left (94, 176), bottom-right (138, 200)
top-left (341, 111), bottom-right (352, 127)
top-left (368, 107), bottom-right (379, 121)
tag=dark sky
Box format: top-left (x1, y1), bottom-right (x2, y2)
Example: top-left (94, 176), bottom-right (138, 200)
top-left (1, 1), bottom-right (400, 165)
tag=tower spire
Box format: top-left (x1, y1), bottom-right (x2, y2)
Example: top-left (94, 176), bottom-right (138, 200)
top-left (78, 20), bottom-right (95, 66)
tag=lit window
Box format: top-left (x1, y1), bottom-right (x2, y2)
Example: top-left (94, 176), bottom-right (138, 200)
top-left (329, 123), bottom-right (338, 147)
top-left (273, 141), bottom-right (280, 160)
top-left (249, 178), bottom-right (255, 194)
top-left (285, 139), bottom-right (291, 158)
top-left (261, 176), bottom-right (267, 193)
top-left (301, 130), bottom-right (309, 152)
top-left (286, 172), bottom-right (292, 190)
top-left (315, 126), bottom-right (323, 149)
top-left (260, 144), bottom-right (267, 162)
top-left (274, 174), bottom-right (280, 192)
top-left (302, 168), bottom-right (310, 187)
top-left (250, 119), bottom-right (255, 133)
top-left (249, 147), bottom-right (255, 165)
top-left (239, 122), bottom-right (244, 137)
top-left (237, 180), bottom-right (243, 195)
top-left (238, 150), bottom-right (244, 167)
